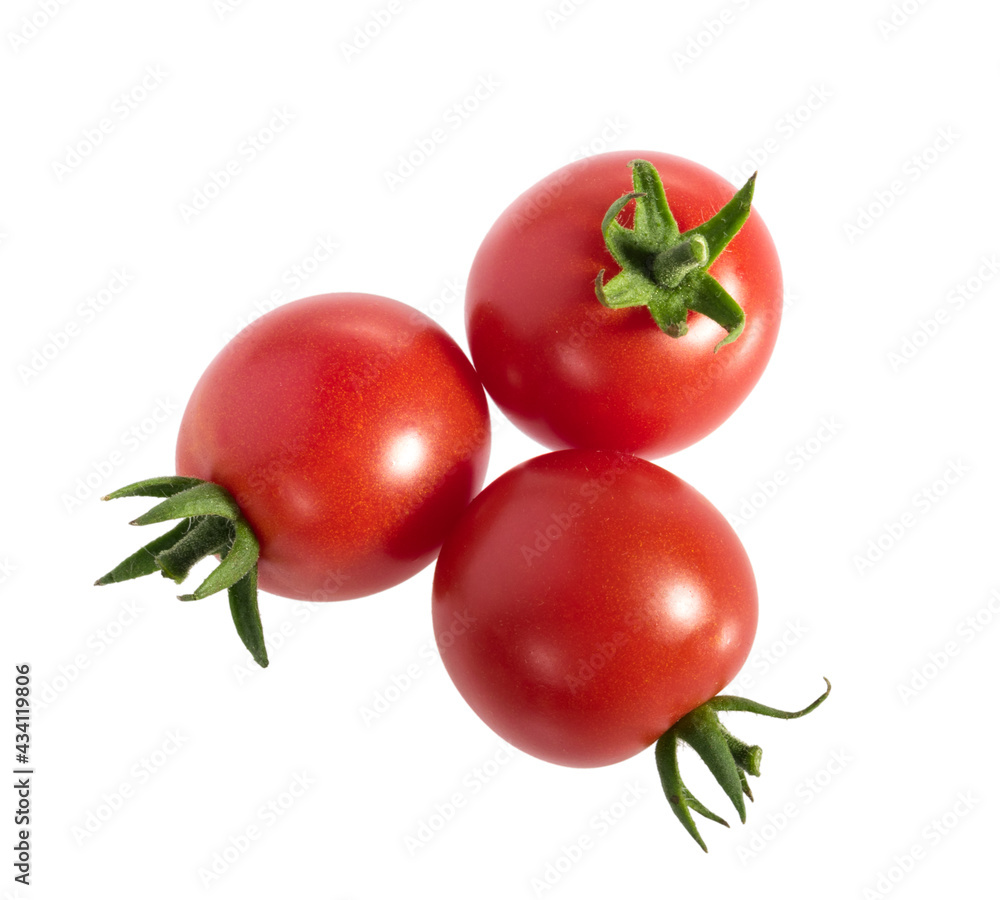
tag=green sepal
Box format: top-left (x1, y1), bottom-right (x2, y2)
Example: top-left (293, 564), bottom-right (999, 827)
top-left (94, 520), bottom-right (194, 586)
top-left (596, 268), bottom-right (665, 310)
top-left (655, 730), bottom-right (729, 853)
top-left (655, 679), bottom-right (831, 851)
top-left (98, 475), bottom-right (269, 668)
top-left (682, 171), bottom-right (756, 267)
top-left (710, 678), bottom-right (832, 718)
top-left (672, 704), bottom-right (748, 825)
top-left (601, 191), bottom-right (652, 270)
top-left (677, 271), bottom-right (745, 350)
top-left (130, 481), bottom-right (243, 525)
top-left (103, 475), bottom-right (206, 501)
top-left (630, 159), bottom-right (680, 243)
top-left (228, 566), bottom-right (268, 668)
top-left (594, 159), bottom-right (756, 349)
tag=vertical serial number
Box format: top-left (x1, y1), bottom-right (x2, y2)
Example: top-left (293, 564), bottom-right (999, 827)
top-left (14, 664), bottom-right (31, 887)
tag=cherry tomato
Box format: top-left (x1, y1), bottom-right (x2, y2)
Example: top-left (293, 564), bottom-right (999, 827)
top-left (176, 292), bottom-right (491, 601)
top-left (432, 449), bottom-right (757, 768)
top-left (465, 151), bottom-right (783, 458)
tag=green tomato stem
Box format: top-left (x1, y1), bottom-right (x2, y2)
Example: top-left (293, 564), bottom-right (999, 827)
top-left (155, 516), bottom-right (232, 583)
top-left (655, 678), bottom-right (831, 851)
top-left (595, 159), bottom-right (755, 350)
top-left (651, 235), bottom-right (709, 288)
top-left (96, 476), bottom-right (269, 667)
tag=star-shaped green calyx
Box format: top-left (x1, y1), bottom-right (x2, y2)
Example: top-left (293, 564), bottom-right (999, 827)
top-left (95, 475), bottom-right (268, 667)
top-left (594, 159), bottom-right (757, 351)
top-left (655, 678), bottom-right (831, 851)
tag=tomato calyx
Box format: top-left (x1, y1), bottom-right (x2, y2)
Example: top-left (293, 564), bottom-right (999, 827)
top-left (654, 677), bottom-right (831, 851)
top-left (594, 159), bottom-right (756, 351)
top-left (95, 475), bottom-right (268, 668)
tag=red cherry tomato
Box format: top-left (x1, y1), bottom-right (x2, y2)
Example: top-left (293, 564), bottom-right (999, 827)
top-left (175, 292), bottom-right (490, 601)
top-left (432, 449), bottom-right (757, 768)
top-left (466, 151), bottom-right (783, 458)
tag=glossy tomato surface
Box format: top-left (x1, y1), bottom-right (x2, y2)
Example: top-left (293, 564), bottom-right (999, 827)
top-left (432, 450), bottom-right (757, 768)
top-left (466, 150), bottom-right (782, 458)
top-left (176, 293), bottom-right (490, 602)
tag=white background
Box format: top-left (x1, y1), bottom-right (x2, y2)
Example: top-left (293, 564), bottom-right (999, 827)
top-left (2, 0), bottom-right (998, 897)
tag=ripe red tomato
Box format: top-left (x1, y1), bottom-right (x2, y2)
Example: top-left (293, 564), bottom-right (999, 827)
top-left (175, 292), bottom-right (491, 602)
top-left (466, 151), bottom-right (783, 458)
top-left (432, 449), bottom-right (757, 768)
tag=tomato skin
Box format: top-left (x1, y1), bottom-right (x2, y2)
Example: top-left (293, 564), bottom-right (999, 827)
top-left (175, 293), bottom-right (490, 602)
top-left (432, 450), bottom-right (756, 768)
top-left (466, 150), bottom-right (782, 458)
